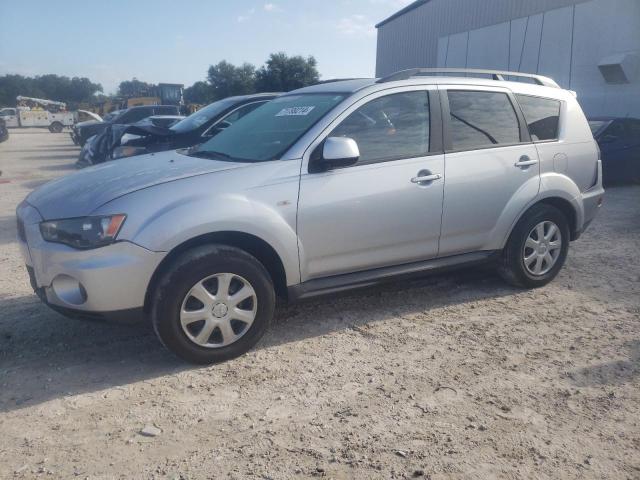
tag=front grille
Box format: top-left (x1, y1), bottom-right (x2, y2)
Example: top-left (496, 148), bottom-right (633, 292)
top-left (16, 216), bottom-right (26, 242)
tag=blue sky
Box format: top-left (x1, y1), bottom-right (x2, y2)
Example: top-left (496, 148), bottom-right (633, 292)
top-left (0, 0), bottom-right (413, 94)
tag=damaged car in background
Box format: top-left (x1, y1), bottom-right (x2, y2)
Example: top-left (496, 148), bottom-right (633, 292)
top-left (77, 93), bottom-right (279, 167)
top-left (76, 114), bottom-right (185, 167)
top-left (70, 104), bottom-right (180, 146)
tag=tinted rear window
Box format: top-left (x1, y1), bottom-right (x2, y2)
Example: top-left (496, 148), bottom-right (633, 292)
top-left (448, 91), bottom-right (521, 151)
top-left (516, 94), bottom-right (561, 142)
top-left (588, 120), bottom-right (608, 135)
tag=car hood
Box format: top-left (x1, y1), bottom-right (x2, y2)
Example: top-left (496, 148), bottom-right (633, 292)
top-left (27, 150), bottom-right (247, 219)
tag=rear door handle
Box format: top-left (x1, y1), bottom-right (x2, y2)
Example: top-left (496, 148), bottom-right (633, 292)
top-left (411, 173), bottom-right (442, 184)
top-left (515, 155), bottom-right (538, 167)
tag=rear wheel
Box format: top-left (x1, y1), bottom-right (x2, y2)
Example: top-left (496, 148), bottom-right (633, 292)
top-left (151, 245), bottom-right (275, 364)
top-left (49, 122), bottom-right (63, 133)
top-left (498, 204), bottom-right (570, 288)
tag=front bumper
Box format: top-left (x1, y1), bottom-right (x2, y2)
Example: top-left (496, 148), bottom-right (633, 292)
top-left (17, 202), bottom-right (166, 321)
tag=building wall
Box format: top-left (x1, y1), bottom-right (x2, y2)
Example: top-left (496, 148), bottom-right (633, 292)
top-left (376, 0), bottom-right (640, 117)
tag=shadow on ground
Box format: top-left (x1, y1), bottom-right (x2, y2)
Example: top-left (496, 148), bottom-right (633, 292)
top-left (21, 153), bottom-right (78, 161)
top-left (570, 340), bottom-right (640, 387)
top-left (0, 216), bottom-right (17, 244)
top-left (1, 147), bottom-right (79, 154)
top-left (39, 163), bottom-right (77, 171)
top-left (0, 266), bottom-right (514, 413)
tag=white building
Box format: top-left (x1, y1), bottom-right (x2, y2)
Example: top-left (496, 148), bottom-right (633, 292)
top-left (376, 0), bottom-right (640, 117)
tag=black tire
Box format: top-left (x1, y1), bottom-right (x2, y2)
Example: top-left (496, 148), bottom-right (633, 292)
top-left (49, 122), bottom-right (63, 133)
top-left (151, 244), bottom-right (275, 364)
top-left (498, 204), bottom-right (570, 288)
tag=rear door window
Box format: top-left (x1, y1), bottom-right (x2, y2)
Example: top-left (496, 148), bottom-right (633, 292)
top-left (516, 94), bottom-right (561, 142)
top-left (447, 91), bottom-right (521, 151)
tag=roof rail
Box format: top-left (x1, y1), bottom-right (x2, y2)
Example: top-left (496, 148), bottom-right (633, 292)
top-left (376, 68), bottom-right (560, 88)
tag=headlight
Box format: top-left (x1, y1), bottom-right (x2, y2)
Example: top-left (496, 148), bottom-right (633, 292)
top-left (40, 214), bottom-right (126, 249)
top-left (111, 145), bottom-right (147, 159)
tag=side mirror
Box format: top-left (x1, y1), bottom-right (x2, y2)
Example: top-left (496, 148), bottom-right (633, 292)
top-left (311, 137), bottom-right (360, 173)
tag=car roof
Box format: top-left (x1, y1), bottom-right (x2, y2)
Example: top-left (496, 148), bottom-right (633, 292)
top-left (289, 79), bottom-right (376, 94)
top-left (288, 76), bottom-right (569, 99)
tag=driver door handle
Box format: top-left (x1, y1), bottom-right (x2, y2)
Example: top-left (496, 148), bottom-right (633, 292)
top-left (411, 173), bottom-right (442, 184)
top-left (515, 155), bottom-right (538, 167)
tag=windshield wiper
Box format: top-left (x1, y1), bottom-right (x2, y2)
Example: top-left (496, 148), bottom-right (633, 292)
top-left (187, 149), bottom-right (232, 160)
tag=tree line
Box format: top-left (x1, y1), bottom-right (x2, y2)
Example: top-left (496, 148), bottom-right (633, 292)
top-left (0, 52), bottom-right (320, 109)
top-left (0, 74), bottom-right (103, 108)
top-left (116, 53), bottom-right (319, 105)
top-left (184, 53), bottom-right (320, 104)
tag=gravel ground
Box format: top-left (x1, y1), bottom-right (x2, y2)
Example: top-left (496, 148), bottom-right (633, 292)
top-left (0, 130), bottom-right (639, 480)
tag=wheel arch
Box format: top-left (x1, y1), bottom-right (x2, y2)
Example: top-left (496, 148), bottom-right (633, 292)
top-left (537, 197), bottom-right (579, 240)
top-left (144, 231), bottom-right (289, 313)
top-left (505, 195), bottom-right (580, 248)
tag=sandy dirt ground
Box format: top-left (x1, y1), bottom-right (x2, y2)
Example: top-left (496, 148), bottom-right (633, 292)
top-left (0, 130), bottom-right (638, 480)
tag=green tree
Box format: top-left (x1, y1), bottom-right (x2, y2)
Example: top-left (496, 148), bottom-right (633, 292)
top-left (0, 74), bottom-right (102, 108)
top-left (255, 52), bottom-right (320, 92)
top-left (117, 78), bottom-right (154, 97)
top-left (184, 81), bottom-right (212, 104)
top-left (207, 61), bottom-right (256, 100)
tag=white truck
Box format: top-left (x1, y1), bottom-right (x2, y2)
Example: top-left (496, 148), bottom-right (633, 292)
top-left (0, 96), bottom-right (75, 133)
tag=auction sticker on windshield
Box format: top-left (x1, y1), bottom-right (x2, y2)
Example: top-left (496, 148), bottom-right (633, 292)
top-left (275, 106), bottom-right (315, 117)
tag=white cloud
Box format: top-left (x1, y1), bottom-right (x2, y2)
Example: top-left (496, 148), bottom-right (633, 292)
top-left (336, 14), bottom-right (376, 37)
top-left (237, 7), bottom-right (257, 23)
top-left (264, 3), bottom-right (276, 11)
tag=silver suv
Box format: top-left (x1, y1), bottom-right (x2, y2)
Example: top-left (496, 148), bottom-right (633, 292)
top-left (17, 69), bottom-right (604, 363)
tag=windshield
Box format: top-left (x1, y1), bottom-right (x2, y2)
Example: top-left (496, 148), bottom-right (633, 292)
top-left (193, 93), bottom-right (346, 162)
top-left (171, 98), bottom-right (238, 133)
top-left (588, 120), bottom-right (608, 135)
top-left (104, 110), bottom-right (122, 123)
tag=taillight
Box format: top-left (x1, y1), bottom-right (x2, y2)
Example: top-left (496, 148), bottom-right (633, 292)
top-left (590, 141), bottom-right (601, 188)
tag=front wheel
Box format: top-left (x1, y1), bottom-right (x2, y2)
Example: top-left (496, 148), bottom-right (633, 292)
top-left (498, 204), bottom-right (570, 288)
top-left (151, 245), bottom-right (275, 364)
top-left (49, 122), bottom-right (63, 133)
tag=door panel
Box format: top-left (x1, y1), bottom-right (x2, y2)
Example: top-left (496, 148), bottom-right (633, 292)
top-left (439, 145), bottom-right (540, 256)
top-left (439, 87), bottom-right (540, 256)
top-left (298, 155), bottom-right (445, 280)
top-left (297, 87), bottom-right (444, 281)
